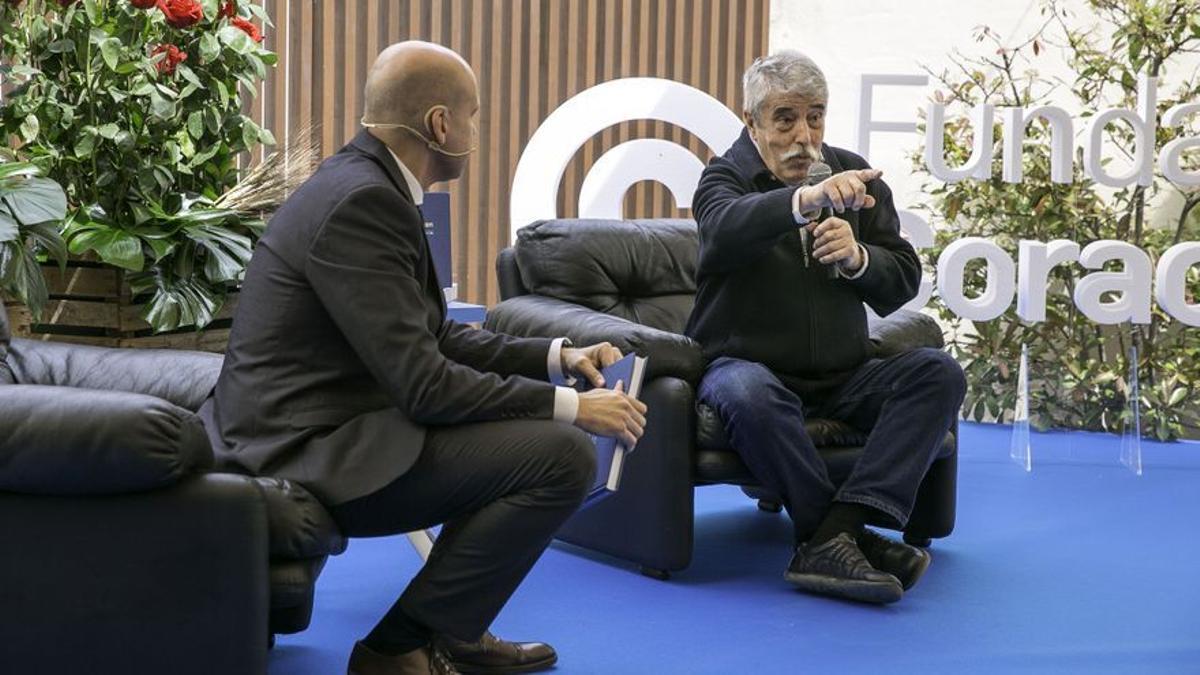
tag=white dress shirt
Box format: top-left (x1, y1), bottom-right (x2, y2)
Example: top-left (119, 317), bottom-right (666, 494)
top-left (384, 147), bottom-right (579, 423)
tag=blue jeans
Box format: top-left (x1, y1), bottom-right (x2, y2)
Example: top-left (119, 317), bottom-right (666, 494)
top-left (697, 348), bottom-right (966, 542)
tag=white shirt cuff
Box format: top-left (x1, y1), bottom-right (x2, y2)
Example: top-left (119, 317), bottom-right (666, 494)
top-left (792, 187), bottom-right (820, 225)
top-left (553, 386), bottom-right (579, 424)
top-left (838, 244), bottom-right (870, 279)
top-left (547, 337), bottom-right (576, 385)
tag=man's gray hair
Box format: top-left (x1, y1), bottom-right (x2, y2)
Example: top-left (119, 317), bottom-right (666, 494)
top-left (742, 50), bottom-right (828, 123)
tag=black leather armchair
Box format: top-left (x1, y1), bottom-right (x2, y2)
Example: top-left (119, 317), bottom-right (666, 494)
top-left (486, 219), bottom-right (957, 579)
top-left (0, 309), bottom-right (346, 675)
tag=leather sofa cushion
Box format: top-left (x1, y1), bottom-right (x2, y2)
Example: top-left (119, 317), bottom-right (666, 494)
top-left (0, 385), bottom-right (214, 495)
top-left (695, 401), bottom-right (868, 452)
top-left (0, 306), bottom-right (13, 385)
top-left (696, 444), bottom-right (868, 486)
top-left (868, 309), bottom-right (945, 357)
top-left (515, 219), bottom-right (699, 334)
top-left (252, 477), bottom-right (348, 560)
top-left (6, 338), bottom-right (222, 412)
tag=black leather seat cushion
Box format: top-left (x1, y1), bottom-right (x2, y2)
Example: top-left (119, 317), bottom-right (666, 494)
top-left (695, 401), bottom-right (956, 486)
top-left (696, 431), bottom-right (957, 486)
top-left (695, 401), bottom-right (868, 451)
top-left (696, 445), bottom-right (868, 486)
top-left (695, 401), bottom-right (870, 485)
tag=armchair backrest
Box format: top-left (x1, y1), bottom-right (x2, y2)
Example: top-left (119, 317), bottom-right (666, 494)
top-left (509, 219), bottom-right (699, 334)
top-left (496, 247), bottom-right (529, 300)
top-left (6, 338), bottom-right (222, 412)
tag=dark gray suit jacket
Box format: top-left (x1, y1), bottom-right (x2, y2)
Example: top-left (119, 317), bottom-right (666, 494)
top-left (206, 130), bottom-right (557, 505)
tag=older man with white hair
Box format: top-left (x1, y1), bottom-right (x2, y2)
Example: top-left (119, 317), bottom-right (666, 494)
top-left (685, 51), bottom-right (966, 604)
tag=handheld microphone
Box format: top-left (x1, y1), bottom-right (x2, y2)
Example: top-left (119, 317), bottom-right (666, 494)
top-left (800, 162), bottom-right (840, 279)
top-left (805, 161), bottom-right (832, 185)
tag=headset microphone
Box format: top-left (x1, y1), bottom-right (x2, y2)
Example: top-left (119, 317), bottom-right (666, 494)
top-left (360, 117), bottom-right (478, 158)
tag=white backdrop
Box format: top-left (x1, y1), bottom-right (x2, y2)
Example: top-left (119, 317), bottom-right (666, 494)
top-left (768, 0), bottom-right (1200, 216)
top-left (505, 2), bottom-right (1200, 326)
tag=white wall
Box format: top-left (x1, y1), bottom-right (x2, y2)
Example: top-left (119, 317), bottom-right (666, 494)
top-left (768, 0), bottom-right (1199, 215)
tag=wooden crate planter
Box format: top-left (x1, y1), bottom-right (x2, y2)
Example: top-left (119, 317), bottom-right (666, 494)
top-left (4, 260), bottom-right (236, 353)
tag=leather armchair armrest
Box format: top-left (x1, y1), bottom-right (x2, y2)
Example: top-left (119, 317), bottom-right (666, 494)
top-left (0, 473), bottom-right (270, 674)
top-left (252, 477), bottom-right (348, 560)
top-left (868, 309), bottom-right (945, 358)
top-left (0, 385), bottom-right (214, 495)
top-left (485, 295), bottom-right (705, 385)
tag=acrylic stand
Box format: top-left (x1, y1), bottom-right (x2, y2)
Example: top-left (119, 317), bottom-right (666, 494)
top-left (1120, 345), bottom-right (1143, 476)
top-left (406, 529), bottom-right (437, 561)
top-left (1009, 344), bottom-right (1032, 472)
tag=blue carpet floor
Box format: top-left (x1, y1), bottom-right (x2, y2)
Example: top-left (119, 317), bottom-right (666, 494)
top-left (269, 423), bottom-right (1200, 674)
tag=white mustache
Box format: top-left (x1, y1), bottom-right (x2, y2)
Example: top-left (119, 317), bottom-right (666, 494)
top-left (780, 147), bottom-right (821, 162)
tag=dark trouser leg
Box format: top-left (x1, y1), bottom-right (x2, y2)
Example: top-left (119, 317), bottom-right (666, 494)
top-left (329, 420), bottom-right (596, 646)
top-left (698, 357), bottom-right (835, 542)
top-left (815, 348), bottom-right (966, 529)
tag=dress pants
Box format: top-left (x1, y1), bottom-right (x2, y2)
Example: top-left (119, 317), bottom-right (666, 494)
top-left (329, 419), bottom-right (596, 642)
top-left (697, 347), bottom-right (965, 542)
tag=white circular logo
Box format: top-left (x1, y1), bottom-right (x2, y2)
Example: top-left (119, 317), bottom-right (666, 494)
top-left (509, 77), bottom-right (743, 243)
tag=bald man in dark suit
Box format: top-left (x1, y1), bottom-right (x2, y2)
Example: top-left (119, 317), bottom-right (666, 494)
top-left (207, 41), bottom-right (647, 675)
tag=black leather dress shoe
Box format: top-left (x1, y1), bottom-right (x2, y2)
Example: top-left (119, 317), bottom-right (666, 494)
top-left (347, 641), bottom-right (459, 675)
top-left (858, 528), bottom-right (932, 591)
top-left (785, 532), bottom-right (904, 604)
top-left (435, 631), bottom-right (557, 674)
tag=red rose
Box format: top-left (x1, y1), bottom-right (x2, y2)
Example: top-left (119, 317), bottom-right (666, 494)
top-left (218, 0), bottom-right (236, 18)
top-left (157, 0), bottom-right (203, 29)
top-left (231, 16), bottom-right (262, 42)
top-left (150, 43), bottom-right (187, 75)
top-left (130, 0), bottom-right (157, 8)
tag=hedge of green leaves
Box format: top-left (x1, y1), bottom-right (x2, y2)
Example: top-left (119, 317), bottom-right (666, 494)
top-left (1, 0), bottom-right (274, 330)
top-left (914, 0), bottom-right (1200, 439)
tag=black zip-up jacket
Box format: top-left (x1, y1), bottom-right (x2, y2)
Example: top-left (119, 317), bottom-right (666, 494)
top-left (684, 128), bottom-right (921, 396)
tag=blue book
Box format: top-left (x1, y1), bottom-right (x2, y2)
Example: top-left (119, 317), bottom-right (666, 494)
top-left (582, 352), bottom-right (648, 506)
top-left (422, 192), bottom-right (453, 292)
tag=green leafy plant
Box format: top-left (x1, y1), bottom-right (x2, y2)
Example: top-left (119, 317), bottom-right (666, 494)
top-left (0, 0), bottom-right (276, 331)
top-left (0, 154), bottom-right (69, 317)
top-left (914, 0), bottom-right (1200, 440)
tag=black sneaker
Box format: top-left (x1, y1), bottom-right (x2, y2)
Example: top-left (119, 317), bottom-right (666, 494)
top-left (785, 532), bottom-right (904, 604)
top-left (858, 528), bottom-right (932, 591)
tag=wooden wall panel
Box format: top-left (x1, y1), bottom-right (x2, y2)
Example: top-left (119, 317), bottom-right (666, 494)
top-left (249, 0), bottom-right (770, 306)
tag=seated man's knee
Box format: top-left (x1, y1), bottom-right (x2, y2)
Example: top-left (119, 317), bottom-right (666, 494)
top-left (538, 425), bottom-right (598, 498)
top-left (915, 348), bottom-right (967, 402)
top-left (701, 358), bottom-right (793, 416)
